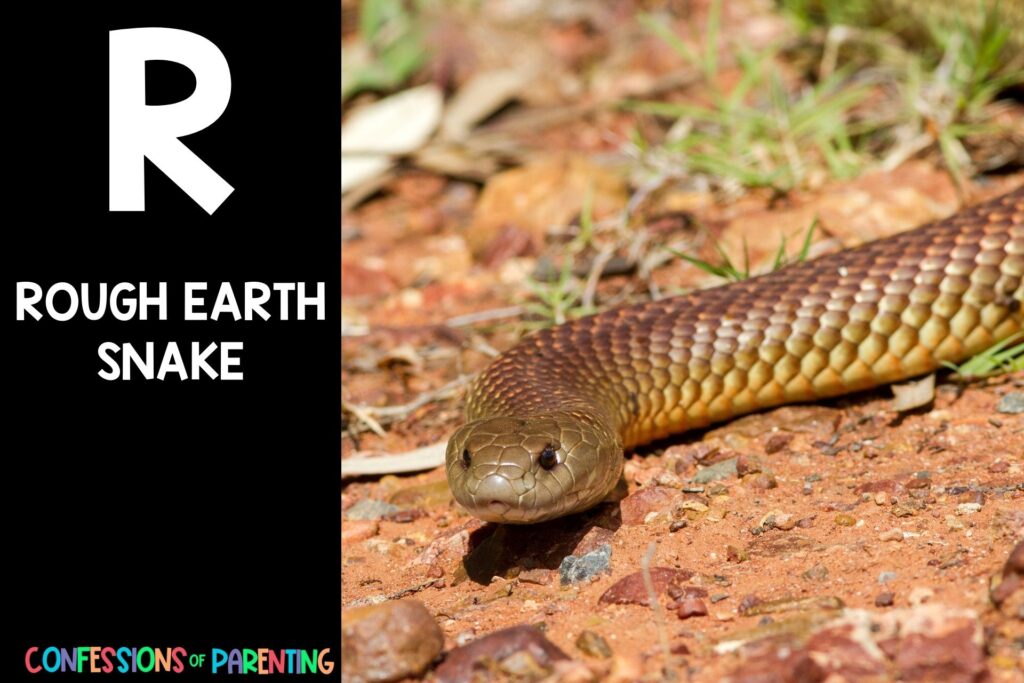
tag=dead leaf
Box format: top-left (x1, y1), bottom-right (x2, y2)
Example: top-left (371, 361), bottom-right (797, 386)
top-left (342, 84), bottom-right (444, 193)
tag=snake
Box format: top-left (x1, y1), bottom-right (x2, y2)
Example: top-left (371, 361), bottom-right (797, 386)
top-left (445, 187), bottom-right (1024, 523)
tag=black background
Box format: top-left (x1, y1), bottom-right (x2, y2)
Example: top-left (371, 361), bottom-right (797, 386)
top-left (6, 2), bottom-right (340, 678)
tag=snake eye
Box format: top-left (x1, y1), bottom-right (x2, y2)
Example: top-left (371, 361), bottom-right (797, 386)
top-left (461, 449), bottom-right (472, 468)
top-left (538, 446), bottom-right (558, 470)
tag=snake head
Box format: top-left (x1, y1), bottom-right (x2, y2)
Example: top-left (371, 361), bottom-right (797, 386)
top-left (445, 410), bottom-right (622, 524)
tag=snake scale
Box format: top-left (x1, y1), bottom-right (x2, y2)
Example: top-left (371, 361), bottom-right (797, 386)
top-left (446, 187), bottom-right (1024, 523)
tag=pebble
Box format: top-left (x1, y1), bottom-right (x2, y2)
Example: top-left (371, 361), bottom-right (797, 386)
top-left (956, 502), bottom-right (982, 515)
top-left (874, 592), bottom-right (895, 607)
top-left (693, 457), bottom-right (738, 483)
top-left (879, 529), bottom-right (904, 542)
top-left (345, 499), bottom-right (401, 520)
top-left (598, 567), bottom-right (695, 605)
top-left (764, 433), bottom-right (793, 454)
top-left (995, 391), bottom-right (1024, 414)
top-left (341, 599), bottom-right (444, 683)
top-left (342, 520), bottom-right (380, 546)
top-left (735, 454), bottom-right (763, 476)
top-left (433, 625), bottom-right (569, 683)
top-left (676, 597), bottom-right (708, 619)
top-left (575, 630), bottom-right (612, 659)
top-left (619, 486), bottom-right (684, 526)
top-left (559, 544), bottom-right (612, 585)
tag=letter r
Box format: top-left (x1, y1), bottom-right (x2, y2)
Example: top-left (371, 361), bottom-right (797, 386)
top-left (109, 28), bottom-right (233, 215)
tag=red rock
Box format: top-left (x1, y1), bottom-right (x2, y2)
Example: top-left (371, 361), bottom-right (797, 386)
top-left (875, 592), bottom-right (895, 607)
top-left (676, 597), bottom-right (708, 619)
top-left (763, 433), bottom-right (793, 454)
top-left (894, 624), bottom-right (987, 683)
top-left (735, 454), bottom-right (763, 476)
top-left (433, 625), bottom-right (569, 683)
top-left (723, 648), bottom-right (826, 683)
top-left (573, 526), bottom-right (616, 556)
top-left (342, 599), bottom-right (444, 683)
top-left (412, 519), bottom-right (488, 567)
top-left (619, 486), bottom-right (685, 525)
top-left (342, 520), bottom-right (379, 546)
top-left (854, 478), bottom-right (907, 497)
top-left (598, 567), bottom-right (695, 606)
top-left (805, 626), bottom-right (886, 679)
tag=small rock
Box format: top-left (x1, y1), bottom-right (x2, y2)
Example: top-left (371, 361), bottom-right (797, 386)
top-left (878, 571), bottom-right (897, 584)
top-left (346, 499), bottom-right (401, 520)
top-left (598, 567), bottom-right (695, 605)
top-left (575, 630), bottom-right (612, 659)
top-left (874, 592), bottom-right (895, 607)
top-left (619, 486), bottom-right (684, 525)
top-left (995, 391), bottom-right (1024, 414)
top-left (748, 473), bottom-right (777, 489)
top-left (760, 511), bottom-right (796, 531)
top-left (342, 599), bottom-right (444, 683)
top-left (879, 529), bottom-right (904, 542)
top-left (747, 533), bottom-right (821, 558)
top-left (874, 492), bottom-right (889, 506)
top-left (763, 433), bottom-right (793, 454)
top-left (956, 502), bottom-right (982, 515)
top-left (573, 526), bottom-right (616, 556)
top-left (342, 520), bottom-right (380, 546)
top-left (693, 457), bottom-right (739, 483)
top-left (677, 597), bottom-right (708, 619)
top-left (560, 544), bottom-right (612, 585)
top-left (434, 625), bottom-right (569, 683)
top-left (735, 454), bottom-right (763, 476)
top-left (669, 519), bottom-right (689, 532)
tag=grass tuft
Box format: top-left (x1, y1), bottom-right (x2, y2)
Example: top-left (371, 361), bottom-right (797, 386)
top-left (941, 333), bottom-right (1024, 380)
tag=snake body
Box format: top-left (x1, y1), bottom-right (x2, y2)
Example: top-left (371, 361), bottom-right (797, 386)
top-left (446, 188), bottom-right (1024, 523)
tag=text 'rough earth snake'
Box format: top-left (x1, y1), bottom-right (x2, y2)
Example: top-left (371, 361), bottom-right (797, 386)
top-left (446, 188), bottom-right (1024, 523)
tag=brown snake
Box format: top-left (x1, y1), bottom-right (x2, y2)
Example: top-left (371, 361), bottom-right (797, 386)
top-left (446, 188), bottom-right (1024, 523)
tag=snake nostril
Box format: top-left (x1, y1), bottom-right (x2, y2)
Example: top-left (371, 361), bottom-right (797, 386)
top-left (461, 448), bottom-right (471, 468)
